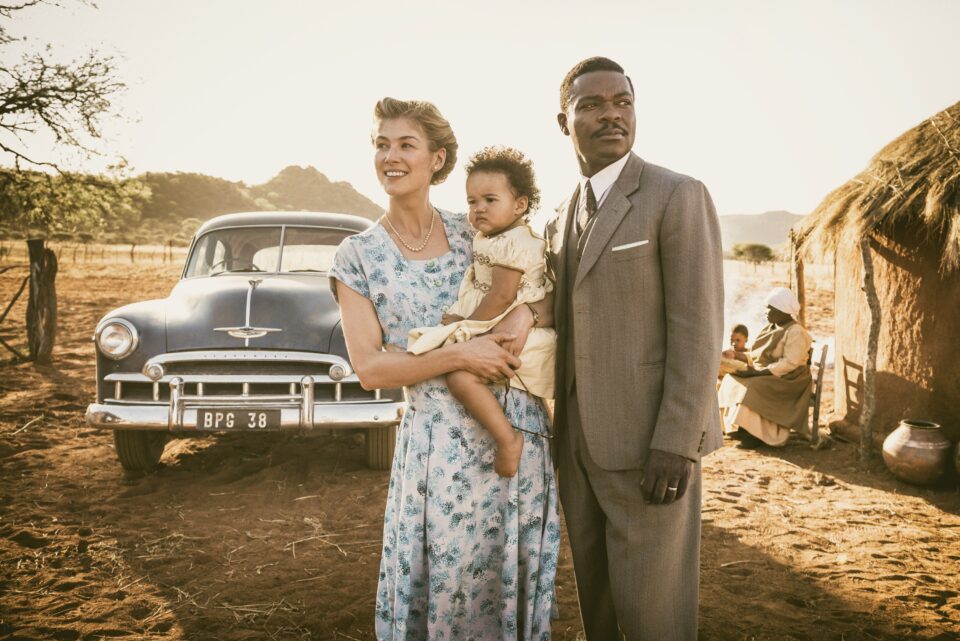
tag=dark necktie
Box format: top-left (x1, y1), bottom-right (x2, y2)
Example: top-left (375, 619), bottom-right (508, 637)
top-left (576, 180), bottom-right (598, 235)
top-left (576, 180), bottom-right (598, 257)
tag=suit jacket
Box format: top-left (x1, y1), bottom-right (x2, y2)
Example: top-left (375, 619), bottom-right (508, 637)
top-left (546, 152), bottom-right (724, 470)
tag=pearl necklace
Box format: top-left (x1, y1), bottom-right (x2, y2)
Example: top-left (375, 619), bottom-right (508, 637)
top-left (383, 208), bottom-right (437, 253)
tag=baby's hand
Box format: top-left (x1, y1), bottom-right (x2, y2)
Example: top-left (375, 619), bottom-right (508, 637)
top-left (441, 313), bottom-right (465, 326)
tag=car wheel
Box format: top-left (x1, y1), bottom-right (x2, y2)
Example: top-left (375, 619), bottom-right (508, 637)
top-left (113, 430), bottom-right (168, 472)
top-left (365, 425), bottom-right (397, 470)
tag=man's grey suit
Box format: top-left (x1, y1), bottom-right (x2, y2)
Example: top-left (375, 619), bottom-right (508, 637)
top-left (546, 152), bottom-right (724, 640)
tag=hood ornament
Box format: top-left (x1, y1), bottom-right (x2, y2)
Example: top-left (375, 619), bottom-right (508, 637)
top-left (214, 279), bottom-right (282, 346)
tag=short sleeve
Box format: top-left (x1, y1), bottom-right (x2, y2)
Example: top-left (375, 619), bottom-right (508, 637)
top-left (327, 237), bottom-right (370, 302)
top-left (488, 226), bottom-right (545, 274)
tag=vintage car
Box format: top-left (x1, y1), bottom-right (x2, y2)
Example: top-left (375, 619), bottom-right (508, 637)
top-left (85, 211), bottom-right (404, 471)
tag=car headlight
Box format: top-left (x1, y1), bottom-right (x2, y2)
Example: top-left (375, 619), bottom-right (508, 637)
top-left (96, 319), bottom-right (139, 360)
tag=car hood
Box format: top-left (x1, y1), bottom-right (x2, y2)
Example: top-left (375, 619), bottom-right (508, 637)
top-left (165, 274), bottom-right (340, 352)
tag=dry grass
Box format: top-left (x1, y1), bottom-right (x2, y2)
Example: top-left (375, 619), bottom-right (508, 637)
top-left (798, 101), bottom-right (960, 273)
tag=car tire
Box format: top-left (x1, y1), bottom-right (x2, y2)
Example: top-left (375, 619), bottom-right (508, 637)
top-left (113, 430), bottom-right (168, 472)
top-left (365, 425), bottom-right (397, 470)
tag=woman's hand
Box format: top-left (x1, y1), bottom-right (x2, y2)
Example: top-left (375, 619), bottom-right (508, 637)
top-left (492, 305), bottom-right (534, 356)
top-left (733, 367), bottom-right (771, 378)
top-left (456, 333), bottom-right (522, 382)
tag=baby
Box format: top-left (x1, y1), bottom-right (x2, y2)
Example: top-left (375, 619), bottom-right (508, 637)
top-left (407, 147), bottom-right (556, 477)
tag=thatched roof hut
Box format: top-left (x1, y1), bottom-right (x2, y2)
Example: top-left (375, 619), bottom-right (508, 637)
top-left (797, 100), bottom-right (960, 442)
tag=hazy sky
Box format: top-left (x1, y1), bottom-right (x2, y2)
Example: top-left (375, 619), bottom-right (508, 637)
top-left (11, 0), bottom-right (960, 217)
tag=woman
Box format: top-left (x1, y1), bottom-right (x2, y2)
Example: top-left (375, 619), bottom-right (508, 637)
top-left (717, 287), bottom-right (813, 447)
top-left (328, 97), bottom-right (559, 639)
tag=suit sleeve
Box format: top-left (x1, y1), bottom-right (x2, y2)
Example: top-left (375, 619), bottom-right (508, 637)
top-left (648, 179), bottom-right (724, 460)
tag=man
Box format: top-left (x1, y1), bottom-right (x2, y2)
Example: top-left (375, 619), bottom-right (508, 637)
top-left (546, 57), bottom-right (724, 641)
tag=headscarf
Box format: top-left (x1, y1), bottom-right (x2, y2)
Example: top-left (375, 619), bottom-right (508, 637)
top-left (765, 287), bottom-right (801, 320)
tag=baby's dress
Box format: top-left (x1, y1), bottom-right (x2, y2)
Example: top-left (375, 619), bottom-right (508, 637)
top-left (407, 224), bottom-right (556, 399)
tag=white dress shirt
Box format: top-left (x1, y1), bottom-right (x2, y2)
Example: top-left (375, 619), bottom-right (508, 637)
top-left (579, 152), bottom-right (631, 209)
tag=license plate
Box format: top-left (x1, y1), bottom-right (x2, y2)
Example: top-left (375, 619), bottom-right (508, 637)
top-left (197, 409), bottom-right (281, 430)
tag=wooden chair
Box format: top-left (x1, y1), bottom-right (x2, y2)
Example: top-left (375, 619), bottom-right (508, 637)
top-left (810, 344), bottom-right (829, 443)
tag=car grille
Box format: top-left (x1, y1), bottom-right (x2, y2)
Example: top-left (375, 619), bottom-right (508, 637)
top-left (111, 380), bottom-right (377, 403)
top-left (103, 351), bottom-right (393, 405)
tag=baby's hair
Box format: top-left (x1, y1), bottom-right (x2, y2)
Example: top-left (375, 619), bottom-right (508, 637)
top-left (732, 324), bottom-right (749, 337)
top-left (465, 146), bottom-right (541, 216)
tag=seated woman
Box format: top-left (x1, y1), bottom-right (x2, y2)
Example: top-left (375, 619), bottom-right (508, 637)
top-left (718, 288), bottom-right (812, 447)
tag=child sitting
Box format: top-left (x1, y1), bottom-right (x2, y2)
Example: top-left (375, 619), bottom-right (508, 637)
top-left (720, 323), bottom-right (750, 375)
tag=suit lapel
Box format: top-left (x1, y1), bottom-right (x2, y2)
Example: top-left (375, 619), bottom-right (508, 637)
top-left (574, 153), bottom-right (645, 289)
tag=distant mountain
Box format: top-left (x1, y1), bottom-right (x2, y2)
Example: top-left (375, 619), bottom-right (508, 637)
top-left (140, 172), bottom-right (257, 223)
top-left (718, 210), bottom-right (805, 250)
top-left (249, 166), bottom-right (383, 220)
top-left (138, 165), bottom-right (383, 227)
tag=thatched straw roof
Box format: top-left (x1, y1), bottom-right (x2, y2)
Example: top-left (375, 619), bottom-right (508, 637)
top-left (797, 100), bottom-right (960, 272)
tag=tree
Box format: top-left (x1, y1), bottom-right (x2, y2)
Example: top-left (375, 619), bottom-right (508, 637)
top-left (732, 243), bottom-right (775, 271)
top-left (0, 168), bottom-right (147, 359)
top-left (0, 0), bottom-right (128, 362)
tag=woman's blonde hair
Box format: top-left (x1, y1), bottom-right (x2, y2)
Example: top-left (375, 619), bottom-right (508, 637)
top-left (373, 97), bottom-right (458, 185)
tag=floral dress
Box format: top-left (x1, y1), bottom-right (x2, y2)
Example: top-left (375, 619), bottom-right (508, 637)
top-left (328, 210), bottom-right (560, 641)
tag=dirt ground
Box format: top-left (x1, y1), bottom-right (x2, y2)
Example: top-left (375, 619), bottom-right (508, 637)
top-left (1, 253), bottom-right (958, 641)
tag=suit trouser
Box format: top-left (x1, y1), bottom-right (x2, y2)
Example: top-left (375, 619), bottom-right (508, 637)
top-left (558, 388), bottom-right (702, 641)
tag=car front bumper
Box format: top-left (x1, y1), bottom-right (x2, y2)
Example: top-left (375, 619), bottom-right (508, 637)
top-left (86, 401), bottom-right (405, 431)
top-left (86, 374), bottom-right (405, 432)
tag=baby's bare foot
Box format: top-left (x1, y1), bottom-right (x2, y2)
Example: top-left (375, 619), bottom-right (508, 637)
top-left (494, 430), bottom-right (524, 478)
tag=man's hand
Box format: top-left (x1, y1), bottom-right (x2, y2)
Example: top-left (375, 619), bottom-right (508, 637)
top-left (640, 449), bottom-right (694, 505)
top-left (491, 305), bottom-right (534, 356)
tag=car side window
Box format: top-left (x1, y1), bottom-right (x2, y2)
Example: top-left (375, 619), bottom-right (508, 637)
top-left (210, 241), bottom-right (226, 272)
top-left (187, 235), bottom-right (227, 277)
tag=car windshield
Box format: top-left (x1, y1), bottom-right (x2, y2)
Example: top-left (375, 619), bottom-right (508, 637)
top-left (185, 226), bottom-right (353, 277)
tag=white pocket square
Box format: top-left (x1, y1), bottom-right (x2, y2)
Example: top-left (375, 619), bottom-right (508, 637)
top-left (611, 240), bottom-right (649, 252)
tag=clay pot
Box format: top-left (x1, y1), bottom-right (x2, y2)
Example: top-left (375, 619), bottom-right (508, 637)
top-left (882, 420), bottom-right (952, 485)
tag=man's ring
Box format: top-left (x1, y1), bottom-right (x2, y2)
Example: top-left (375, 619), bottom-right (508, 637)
top-left (666, 486), bottom-right (678, 492)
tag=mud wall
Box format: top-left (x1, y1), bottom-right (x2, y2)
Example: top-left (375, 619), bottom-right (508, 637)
top-left (832, 226), bottom-right (960, 442)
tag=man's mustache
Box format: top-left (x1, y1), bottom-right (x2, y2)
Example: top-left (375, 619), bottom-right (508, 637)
top-left (593, 125), bottom-right (628, 138)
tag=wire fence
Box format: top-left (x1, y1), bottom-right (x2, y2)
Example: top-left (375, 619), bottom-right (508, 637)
top-left (0, 240), bottom-right (190, 265)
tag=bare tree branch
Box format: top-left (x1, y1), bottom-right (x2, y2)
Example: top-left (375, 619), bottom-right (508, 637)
top-left (0, 0), bottom-right (117, 171)
top-left (0, 1), bottom-right (74, 44)
top-left (0, 0), bottom-right (135, 238)
top-left (0, 50), bottom-right (124, 163)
